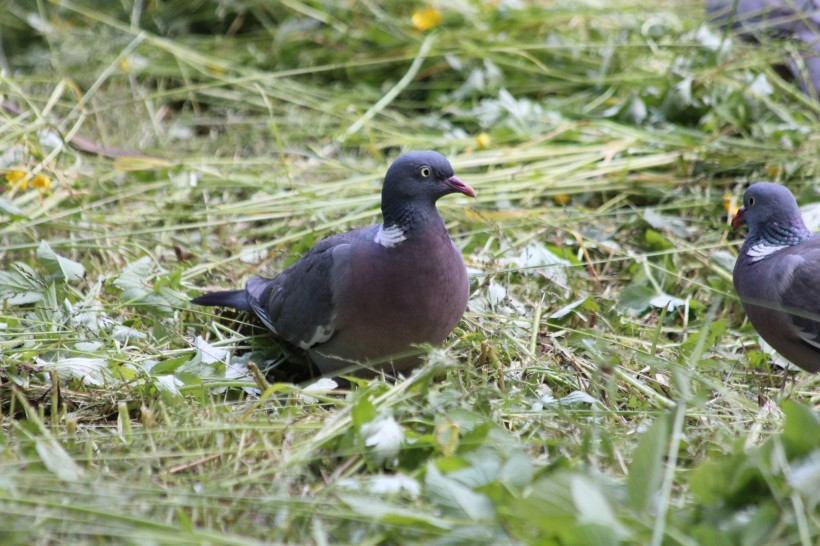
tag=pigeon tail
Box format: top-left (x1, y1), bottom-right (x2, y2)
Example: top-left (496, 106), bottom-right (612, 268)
top-left (191, 289), bottom-right (252, 311)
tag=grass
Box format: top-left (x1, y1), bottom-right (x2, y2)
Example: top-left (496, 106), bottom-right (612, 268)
top-left (1, 0), bottom-right (820, 544)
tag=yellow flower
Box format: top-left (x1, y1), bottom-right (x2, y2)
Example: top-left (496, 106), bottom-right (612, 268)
top-left (476, 132), bottom-right (491, 149)
top-left (31, 174), bottom-right (52, 192)
top-left (481, 0), bottom-right (501, 11)
top-left (554, 194), bottom-right (571, 206)
top-left (5, 170), bottom-right (27, 190)
top-left (207, 63), bottom-right (226, 76)
top-left (723, 193), bottom-right (739, 216)
top-left (412, 6), bottom-right (442, 31)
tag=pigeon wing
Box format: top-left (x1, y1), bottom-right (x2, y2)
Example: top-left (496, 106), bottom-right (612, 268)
top-left (778, 242), bottom-right (820, 353)
top-left (245, 227), bottom-right (371, 350)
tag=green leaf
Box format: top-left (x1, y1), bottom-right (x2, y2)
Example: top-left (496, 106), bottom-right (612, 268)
top-left (549, 297), bottom-right (590, 320)
top-left (570, 475), bottom-right (627, 537)
top-left (498, 450), bottom-right (536, 488)
top-left (781, 400), bottom-right (820, 457)
top-left (450, 449), bottom-right (502, 488)
top-left (426, 461), bottom-right (494, 521)
top-left (340, 495), bottom-right (451, 530)
top-left (517, 242), bottom-right (571, 289)
top-left (680, 319), bottom-right (728, 358)
top-left (0, 197), bottom-right (24, 217)
top-left (688, 449), bottom-right (769, 508)
top-left (113, 256), bottom-right (155, 300)
top-left (35, 439), bottom-right (85, 482)
top-left (16, 391), bottom-right (84, 482)
top-left (351, 393), bottom-right (377, 429)
top-left (627, 414), bottom-right (669, 514)
top-left (0, 263), bottom-right (45, 305)
top-left (42, 358), bottom-right (112, 387)
top-left (36, 240), bottom-right (85, 282)
top-left (149, 355), bottom-right (190, 375)
top-left (560, 523), bottom-right (622, 546)
top-left (644, 228), bottom-right (674, 251)
top-left (618, 284), bottom-right (656, 315)
top-left (113, 256), bottom-right (180, 313)
top-left (688, 458), bottom-right (733, 505)
top-left (642, 210), bottom-right (690, 238)
top-left (504, 470), bottom-right (627, 542)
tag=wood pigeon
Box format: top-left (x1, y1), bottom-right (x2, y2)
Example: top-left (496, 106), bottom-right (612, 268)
top-left (707, 0), bottom-right (820, 97)
top-left (732, 182), bottom-right (820, 372)
top-left (192, 151), bottom-right (475, 377)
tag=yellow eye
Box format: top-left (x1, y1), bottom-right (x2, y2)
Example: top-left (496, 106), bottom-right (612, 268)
top-left (420, 166), bottom-right (431, 178)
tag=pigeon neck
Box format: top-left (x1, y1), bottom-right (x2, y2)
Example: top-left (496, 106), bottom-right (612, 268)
top-left (749, 217), bottom-right (811, 248)
top-left (378, 199), bottom-right (442, 244)
top-left (743, 217), bottom-right (811, 262)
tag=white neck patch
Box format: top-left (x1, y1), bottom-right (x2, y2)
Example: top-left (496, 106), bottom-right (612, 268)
top-left (746, 242), bottom-right (787, 262)
top-left (374, 224), bottom-right (407, 248)
top-left (298, 323), bottom-right (335, 349)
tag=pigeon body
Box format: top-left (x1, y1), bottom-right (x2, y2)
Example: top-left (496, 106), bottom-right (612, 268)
top-left (192, 151), bottom-right (475, 376)
top-left (732, 182), bottom-right (820, 372)
top-left (706, 0), bottom-right (820, 97)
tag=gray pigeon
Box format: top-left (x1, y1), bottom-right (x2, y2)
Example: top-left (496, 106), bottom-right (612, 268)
top-left (192, 151), bottom-right (475, 377)
top-left (707, 0), bottom-right (820, 97)
top-left (732, 182), bottom-right (820, 372)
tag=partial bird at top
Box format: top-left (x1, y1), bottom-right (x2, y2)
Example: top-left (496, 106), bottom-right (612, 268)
top-left (192, 151), bottom-right (476, 378)
top-left (731, 182), bottom-right (820, 372)
top-left (707, 0), bottom-right (819, 98)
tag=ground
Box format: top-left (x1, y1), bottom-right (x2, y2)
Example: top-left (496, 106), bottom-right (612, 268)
top-left (1, 1), bottom-right (820, 544)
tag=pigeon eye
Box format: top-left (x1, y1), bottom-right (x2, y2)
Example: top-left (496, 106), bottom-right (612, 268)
top-left (419, 166), bottom-right (431, 178)
top-left (749, 196), bottom-right (756, 206)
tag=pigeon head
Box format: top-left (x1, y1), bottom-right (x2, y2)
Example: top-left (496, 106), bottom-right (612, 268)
top-left (382, 151), bottom-right (476, 205)
top-left (731, 182), bottom-right (810, 246)
top-left (732, 182), bottom-right (802, 229)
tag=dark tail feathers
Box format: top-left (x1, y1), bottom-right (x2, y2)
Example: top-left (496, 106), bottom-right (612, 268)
top-left (191, 289), bottom-right (252, 311)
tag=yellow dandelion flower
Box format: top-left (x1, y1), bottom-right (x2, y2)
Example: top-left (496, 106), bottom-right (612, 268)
top-left (5, 170), bottom-right (28, 190)
top-left (723, 193), bottom-right (739, 216)
top-left (412, 6), bottom-right (442, 31)
top-left (767, 165), bottom-right (783, 177)
top-left (207, 63), bottom-right (226, 76)
top-left (119, 58), bottom-right (131, 72)
top-left (476, 132), bottom-right (491, 149)
top-left (31, 174), bottom-right (52, 192)
top-left (554, 194), bottom-right (571, 206)
top-left (481, 0), bottom-right (502, 11)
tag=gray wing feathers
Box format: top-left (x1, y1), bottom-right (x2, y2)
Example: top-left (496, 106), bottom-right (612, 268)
top-left (246, 277), bottom-right (278, 333)
top-left (243, 228), bottom-right (367, 349)
top-left (778, 247), bottom-right (820, 353)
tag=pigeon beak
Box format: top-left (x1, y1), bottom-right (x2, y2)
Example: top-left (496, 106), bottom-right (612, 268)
top-left (443, 176), bottom-right (476, 198)
top-left (731, 206), bottom-right (746, 230)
